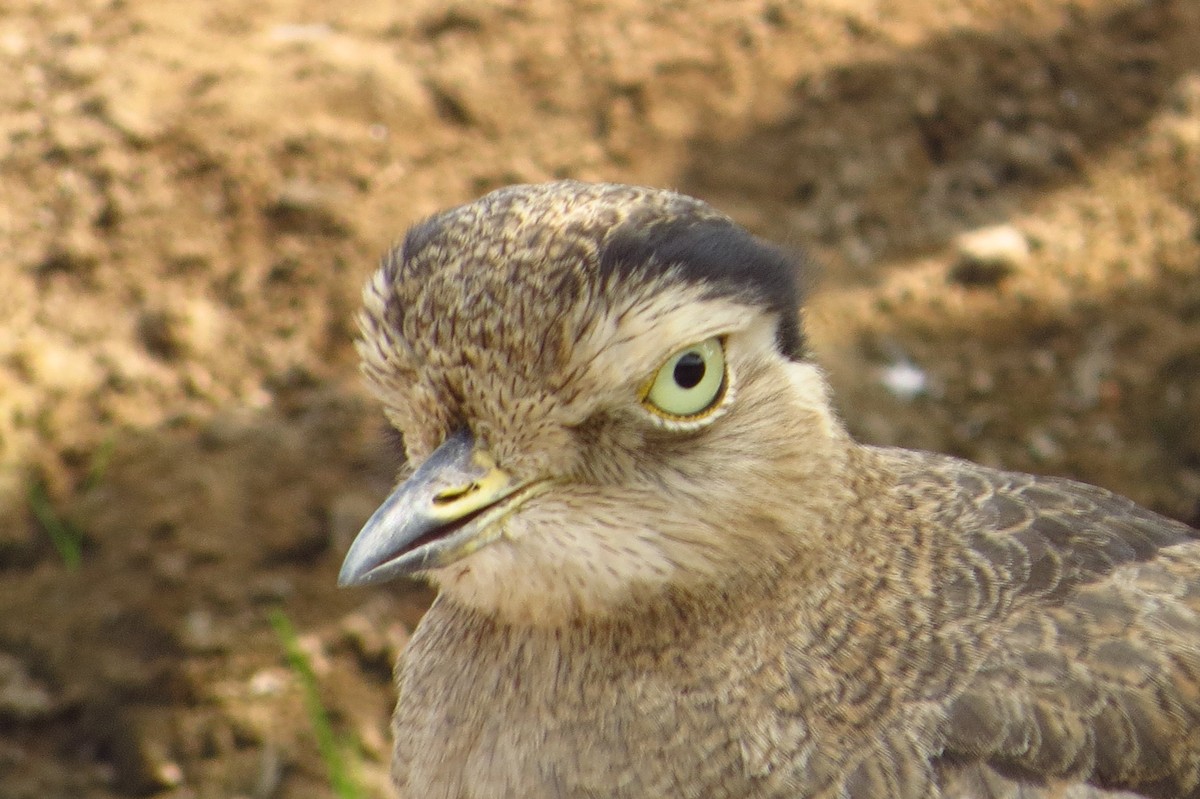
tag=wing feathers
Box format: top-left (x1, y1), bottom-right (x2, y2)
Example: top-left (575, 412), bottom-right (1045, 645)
top-left (885, 449), bottom-right (1200, 798)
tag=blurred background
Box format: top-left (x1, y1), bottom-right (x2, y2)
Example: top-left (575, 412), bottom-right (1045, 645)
top-left (2, 0), bottom-right (1197, 796)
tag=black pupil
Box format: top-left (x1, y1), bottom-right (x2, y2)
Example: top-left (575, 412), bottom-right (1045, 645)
top-left (673, 352), bottom-right (706, 389)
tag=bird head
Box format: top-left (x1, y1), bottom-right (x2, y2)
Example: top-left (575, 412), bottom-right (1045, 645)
top-left (339, 181), bottom-right (852, 625)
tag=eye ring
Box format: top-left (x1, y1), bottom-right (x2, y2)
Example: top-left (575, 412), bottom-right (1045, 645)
top-left (640, 337), bottom-right (729, 423)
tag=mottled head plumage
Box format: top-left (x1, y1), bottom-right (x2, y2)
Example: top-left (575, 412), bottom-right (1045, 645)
top-left (352, 181), bottom-right (835, 620)
top-left (362, 182), bottom-right (807, 392)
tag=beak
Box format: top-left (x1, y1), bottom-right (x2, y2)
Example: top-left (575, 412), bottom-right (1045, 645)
top-left (338, 429), bottom-right (537, 587)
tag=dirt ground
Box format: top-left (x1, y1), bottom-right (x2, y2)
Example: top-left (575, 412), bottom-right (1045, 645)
top-left (1, 0), bottom-right (1198, 796)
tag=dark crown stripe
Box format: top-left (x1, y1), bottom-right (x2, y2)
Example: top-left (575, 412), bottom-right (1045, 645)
top-left (598, 217), bottom-right (808, 360)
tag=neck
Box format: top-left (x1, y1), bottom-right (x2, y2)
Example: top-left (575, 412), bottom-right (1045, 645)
top-left (429, 535), bottom-right (843, 642)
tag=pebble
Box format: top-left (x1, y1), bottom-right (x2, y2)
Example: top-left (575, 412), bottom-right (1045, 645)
top-left (264, 179), bottom-right (350, 237)
top-left (248, 668), bottom-right (287, 698)
top-left (880, 359), bottom-right (928, 402)
top-left (181, 608), bottom-right (230, 654)
top-left (0, 651), bottom-right (56, 721)
top-left (950, 224), bottom-right (1030, 286)
top-left (1026, 428), bottom-right (1063, 462)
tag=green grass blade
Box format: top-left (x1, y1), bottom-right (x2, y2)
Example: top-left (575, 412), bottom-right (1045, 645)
top-left (269, 608), bottom-right (363, 799)
top-left (27, 478), bottom-right (83, 570)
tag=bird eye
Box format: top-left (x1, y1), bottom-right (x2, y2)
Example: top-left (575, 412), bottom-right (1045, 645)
top-left (642, 337), bottom-right (727, 420)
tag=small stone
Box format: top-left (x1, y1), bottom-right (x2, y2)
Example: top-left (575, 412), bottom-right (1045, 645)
top-left (155, 760), bottom-right (184, 788)
top-left (950, 224), bottom-right (1030, 287)
top-left (248, 668), bottom-right (287, 698)
top-left (879, 360), bottom-right (928, 402)
top-left (263, 179), bottom-right (350, 237)
top-left (182, 608), bottom-right (230, 654)
top-left (0, 651), bottom-right (57, 721)
top-left (1026, 429), bottom-right (1062, 463)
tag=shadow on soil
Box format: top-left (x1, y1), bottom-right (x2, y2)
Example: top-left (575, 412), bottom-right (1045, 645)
top-left (679, 0), bottom-right (1200, 283)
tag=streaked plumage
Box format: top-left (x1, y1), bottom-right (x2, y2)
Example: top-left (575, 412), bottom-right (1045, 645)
top-left (340, 181), bottom-right (1200, 798)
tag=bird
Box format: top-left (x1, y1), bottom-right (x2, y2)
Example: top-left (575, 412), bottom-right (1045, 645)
top-left (338, 180), bottom-right (1200, 799)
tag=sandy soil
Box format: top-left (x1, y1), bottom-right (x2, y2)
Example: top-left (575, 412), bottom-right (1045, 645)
top-left (1, 0), bottom-right (1197, 796)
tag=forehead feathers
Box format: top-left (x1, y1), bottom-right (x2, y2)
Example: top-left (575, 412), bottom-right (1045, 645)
top-left (358, 181), bottom-right (806, 435)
